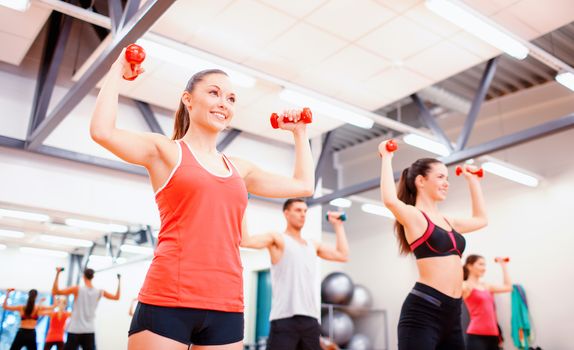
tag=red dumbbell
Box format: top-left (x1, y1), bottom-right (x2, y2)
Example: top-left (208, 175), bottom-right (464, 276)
top-left (270, 107), bottom-right (313, 129)
top-left (494, 257), bottom-right (510, 263)
top-left (455, 165), bottom-right (484, 178)
top-left (385, 139), bottom-right (398, 152)
top-left (123, 44), bottom-right (146, 81)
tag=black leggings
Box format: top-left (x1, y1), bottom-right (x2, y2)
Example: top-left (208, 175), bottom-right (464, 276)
top-left (10, 328), bottom-right (37, 350)
top-left (44, 341), bottom-right (65, 350)
top-left (466, 334), bottom-right (499, 350)
top-left (398, 282), bottom-right (464, 350)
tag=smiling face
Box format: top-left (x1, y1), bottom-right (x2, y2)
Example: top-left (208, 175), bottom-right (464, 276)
top-left (468, 257), bottom-right (486, 278)
top-left (182, 73), bottom-right (236, 133)
top-left (416, 162), bottom-right (449, 202)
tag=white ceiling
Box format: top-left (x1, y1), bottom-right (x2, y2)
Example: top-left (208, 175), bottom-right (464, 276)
top-left (64, 0), bottom-right (574, 143)
top-left (0, 3), bottom-right (51, 65)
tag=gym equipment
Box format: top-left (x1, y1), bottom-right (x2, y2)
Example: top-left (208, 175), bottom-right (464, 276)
top-left (321, 272), bottom-right (354, 305)
top-left (321, 310), bottom-right (354, 346)
top-left (347, 284), bottom-right (373, 317)
top-left (270, 107), bottom-right (312, 129)
top-left (385, 139), bottom-right (398, 152)
top-left (455, 165), bottom-right (484, 178)
top-left (325, 212), bottom-right (347, 222)
top-left (347, 334), bottom-right (372, 350)
top-left (123, 44), bottom-right (146, 81)
top-left (495, 257), bottom-right (510, 263)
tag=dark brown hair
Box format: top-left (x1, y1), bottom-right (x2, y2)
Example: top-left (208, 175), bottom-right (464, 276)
top-left (84, 268), bottom-right (95, 281)
top-left (463, 254), bottom-right (484, 280)
top-left (172, 69), bottom-right (229, 140)
top-left (24, 289), bottom-right (37, 318)
top-left (395, 158), bottom-right (443, 255)
top-left (283, 198), bottom-right (306, 212)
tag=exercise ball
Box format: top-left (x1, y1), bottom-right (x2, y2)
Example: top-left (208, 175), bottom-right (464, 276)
top-left (347, 333), bottom-right (372, 350)
top-left (321, 272), bottom-right (354, 305)
top-left (347, 284), bottom-right (373, 317)
top-left (321, 310), bottom-right (355, 346)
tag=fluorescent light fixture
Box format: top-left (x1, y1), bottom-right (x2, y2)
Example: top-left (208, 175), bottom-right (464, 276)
top-left (0, 229), bottom-right (25, 238)
top-left (65, 219), bottom-right (128, 233)
top-left (329, 198), bottom-right (352, 208)
top-left (0, 0), bottom-right (30, 12)
top-left (20, 247), bottom-right (69, 258)
top-left (556, 71), bottom-right (574, 92)
top-left (425, 0), bottom-right (528, 60)
top-left (0, 208), bottom-right (50, 222)
top-left (39, 235), bottom-right (94, 248)
top-left (361, 203), bottom-right (395, 219)
top-left (403, 134), bottom-right (450, 156)
top-left (0, 244), bottom-right (6, 250)
top-left (136, 38), bottom-right (256, 88)
top-left (279, 89), bottom-right (374, 129)
top-left (482, 162), bottom-right (539, 187)
top-left (120, 244), bottom-right (154, 255)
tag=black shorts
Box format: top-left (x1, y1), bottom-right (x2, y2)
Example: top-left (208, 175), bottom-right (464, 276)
top-left (266, 315), bottom-right (321, 350)
top-left (128, 302), bottom-right (244, 346)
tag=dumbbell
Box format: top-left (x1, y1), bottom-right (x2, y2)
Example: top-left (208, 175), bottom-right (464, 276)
top-left (494, 257), bottom-right (510, 263)
top-left (455, 165), bottom-right (484, 178)
top-left (270, 107), bottom-right (312, 129)
top-left (123, 44), bottom-right (146, 81)
top-left (385, 139), bottom-right (398, 152)
top-left (325, 212), bottom-right (347, 222)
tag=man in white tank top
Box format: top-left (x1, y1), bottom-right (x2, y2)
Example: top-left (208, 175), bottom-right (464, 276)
top-left (52, 267), bottom-right (121, 350)
top-left (241, 198), bottom-right (349, 350)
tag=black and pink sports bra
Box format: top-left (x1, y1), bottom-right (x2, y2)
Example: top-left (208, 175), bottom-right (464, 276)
top-left (410, 211), bottom-right (465, 259)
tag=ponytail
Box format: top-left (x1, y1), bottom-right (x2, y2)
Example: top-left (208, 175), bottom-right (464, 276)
top-left (24, 289), bottom-right (37, 318)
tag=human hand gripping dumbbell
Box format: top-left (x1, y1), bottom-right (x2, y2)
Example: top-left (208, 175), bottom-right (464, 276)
top-left (56, 267), bottom-right (65, 273)
top-left (270, 108), bottom-right (313, 129)
top-left (494, 257), bottom-right (510, 263)
top-left (122, 44), bottom-right (146, 81)
top-left (325, 211), bottom-right (347, 222)
top-left (455, 165), bottom-right (484, 178)
top-left (378, 139), bottom-right (398, 156)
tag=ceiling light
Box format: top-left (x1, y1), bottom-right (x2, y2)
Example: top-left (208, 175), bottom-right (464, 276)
top-left (39, 234), bottom-right (94, 248)
top-left (0, 208), bottom-right (50, 222)
top-left (425, 0), bottom-right (528, 60)
top-left (0, 229), bottom-right (25, 238)
top-left (65, 218), bottom-right (128, 233)
top-left (20, 247), bottom-right (69, 258)
top-left (279, 89), bottom-right (374, 129)
top-left (136, 38), bottom-right (256, 88)
top-left (120, 244), bottom-right (154, 255)
top-left (403, 133), bottom-right (451, 156)
top-left (556, 71), bottom-right (574, 92)
top-left (329, 198), bottom-right (352, 208)
top-left (482, 162), bottom-right (539, 187)
top-left (0, 0), bottom-right (30, 12)
top-left (361, 203), bottom-right (395, 219)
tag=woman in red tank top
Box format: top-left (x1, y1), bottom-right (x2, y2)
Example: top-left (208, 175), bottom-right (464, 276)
top-left (463, 255), bottom-right (512, 350)
top-left (44, 297), bottom-right (71, 350)
top-left (91, 49), bottom-right (314, 350)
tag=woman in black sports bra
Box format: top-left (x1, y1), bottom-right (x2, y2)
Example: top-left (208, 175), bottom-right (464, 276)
top-left (378, 140), bottom-right (487, 350)
top-left (2, 288), bottom-right (55, 350)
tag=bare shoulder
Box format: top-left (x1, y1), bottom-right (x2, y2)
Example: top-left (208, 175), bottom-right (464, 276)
top-left (227, 156), bottom-right (253, 177)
